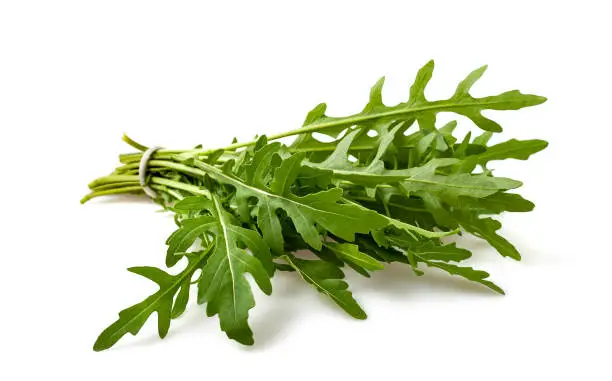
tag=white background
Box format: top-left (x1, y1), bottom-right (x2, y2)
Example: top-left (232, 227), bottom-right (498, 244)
top-left (1, 1), bottom-right (610, 380)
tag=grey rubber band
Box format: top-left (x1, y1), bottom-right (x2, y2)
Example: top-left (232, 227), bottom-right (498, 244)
top-left (139, 146), bottom-right (162, 198)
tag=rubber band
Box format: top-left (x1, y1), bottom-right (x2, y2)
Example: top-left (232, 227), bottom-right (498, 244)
top-left (139, 146), bottom-right (162, 198)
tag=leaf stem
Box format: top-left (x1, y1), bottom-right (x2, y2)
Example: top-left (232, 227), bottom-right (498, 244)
top-left (115, 98), bottom-right (499, 163)
top-left (84, 173), bottom-right (210, 204)
top-left (80, 186), bottom-right (144, 203)
top-left (122, 134), bottom-right (149, 151)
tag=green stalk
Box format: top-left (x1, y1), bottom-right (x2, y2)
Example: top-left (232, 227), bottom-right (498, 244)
top-left (122, 134), bottom-right (149, 151)
top-left (151, 177), bottom-right (211, 197)
top-left (115, 102), bottom-right (438, 164)
top-left (80, 186), bottom-right (144, 203)
top-left (90, 182), bottom-right (141, 191)
top-left (83, 173), bottom-right (210, 204)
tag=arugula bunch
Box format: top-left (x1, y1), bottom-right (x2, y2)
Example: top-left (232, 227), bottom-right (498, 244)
top-left (83, 61), bottom-right (547, 350)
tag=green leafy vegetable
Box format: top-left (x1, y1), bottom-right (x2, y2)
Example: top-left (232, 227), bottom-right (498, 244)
top-left (83, 61), bottom-right (547, 350)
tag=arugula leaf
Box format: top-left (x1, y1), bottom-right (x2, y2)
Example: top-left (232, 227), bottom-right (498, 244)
top-left (290, 61), bottom-right (545, 157)
top-left (453, 212), bottom-right (521, 260)
top-left (456, 193), bottom-right (535, 214)
top-left (323, 241), bottom-right (384, 271)
top-left (93, 249), bottom-right (210, 351)
top-left (195, 195), bottom-right (273, 344)
top-left (458, 138), bottom-right (549, 172)
top-left (408, 241), bottom-right (472, 262)
top-left (417, 259), bottom-right (505, 295)
top-left (477, 139), bottom-right (548, 164)
top-left (380, 234), bottom-right (502, 293)
top-left (282, 254), bottom-right (367, 319)
top-left (401, 173), bottom-right (522, 200)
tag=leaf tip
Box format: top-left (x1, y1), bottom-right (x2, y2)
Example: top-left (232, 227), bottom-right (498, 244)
top-left (92, 336), bottom-right (111, 352)
top-left (509, 252), bottom-right (522, 261)
top-left (260, 280), bottom-right (273, 296)
top-left (354, 310), bottom-right (368, 320)
top-left (522, 93), bottom-right (548, 108)
top-left (534, 95), bottom-right (547, 104)
top-left (126, 266), bottom-right (143, 275)
top-left (230, 331), bottom-right (255, 346)
top-left (158, 327), bottom-right (169, 339)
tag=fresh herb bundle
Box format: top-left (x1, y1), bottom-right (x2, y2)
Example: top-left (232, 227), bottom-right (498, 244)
top-left (83, 61), bottom-right (547, 350)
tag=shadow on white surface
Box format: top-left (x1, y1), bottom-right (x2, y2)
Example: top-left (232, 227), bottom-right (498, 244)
top-left (246, 271), bottom-right (310, 350)
top-left (94, 253), bottom-right (534, 353)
